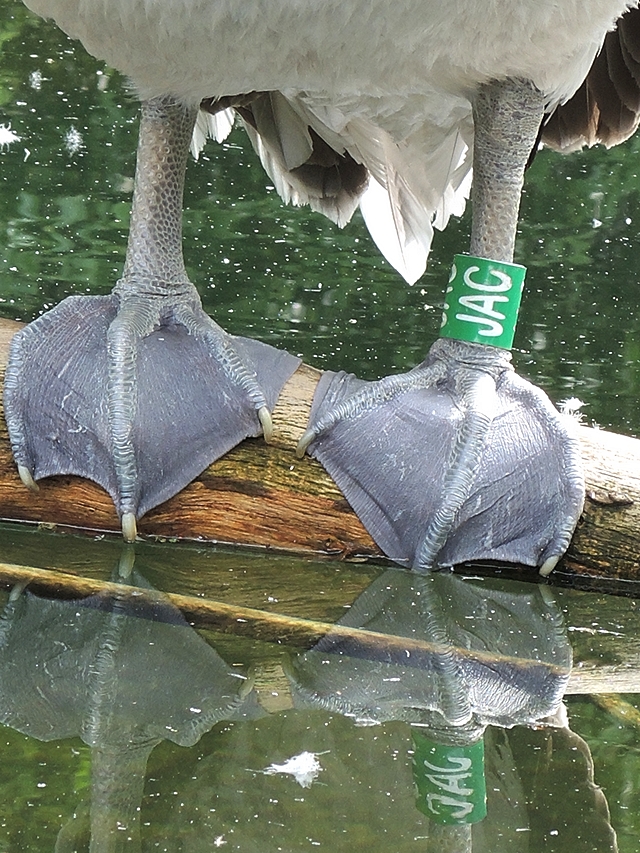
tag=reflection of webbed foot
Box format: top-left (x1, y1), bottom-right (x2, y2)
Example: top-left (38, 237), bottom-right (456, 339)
top-left (4, 292), bottom-right (299, 539)
top-left (298, 338), bottom-right (584, 574)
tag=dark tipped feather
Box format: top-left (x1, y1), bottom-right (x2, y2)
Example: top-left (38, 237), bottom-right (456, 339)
top-left (620, 4), bottom-right (640, 64)
top-left (540, 79), bottom-right (597, 151)
top-left (289, 128), bottom-right (369, 200)
top-left (542, 6), bottom-right (640, 152)
top-left (605, 19), bottom-right (640, 112)
top-left (238, 96), bottom-right (368, 206)
top-left (202, 91), bottom-right (368, 225)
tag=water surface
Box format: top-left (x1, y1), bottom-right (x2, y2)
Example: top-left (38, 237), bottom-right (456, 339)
top-left (1, 5), bottom-right (640, 852)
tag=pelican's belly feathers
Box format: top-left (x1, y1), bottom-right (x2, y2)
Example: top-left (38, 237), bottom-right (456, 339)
top-left (22, 0), bottom-right (636, 281)
top-left (24, 0), bottom-right (633, 120)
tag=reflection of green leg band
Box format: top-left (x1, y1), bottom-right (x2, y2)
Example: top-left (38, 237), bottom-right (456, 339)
top-left (412, 728), bottom-right (487, 825)
top-left (439, 254), bottom-right (526, 350)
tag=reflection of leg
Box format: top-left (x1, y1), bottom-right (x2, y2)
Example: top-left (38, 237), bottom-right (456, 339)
top-left (418, 577), bottom-right (473, 728)
top-left (5, 97), bottom-right (299, 539)
top-left (90, 740), bottom-right (157, 852)
top-left (55, 799), bottom-right (91, 852)
top-left (299, 79), bottom-right (584, 572)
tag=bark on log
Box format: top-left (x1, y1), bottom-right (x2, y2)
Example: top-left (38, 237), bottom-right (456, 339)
top-left (0, 318), bottom-right (638, 582)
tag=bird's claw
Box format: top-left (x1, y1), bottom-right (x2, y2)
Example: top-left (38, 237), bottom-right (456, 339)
top-left (258, 406), bottom-right (274, 442)
top-left (121, 512), bottom-right (138, 544)
top-left (538, 555), bottom-right (561, 578)
top-left (17, 465), bottom-right (39, 493)
top-left (296, 428), bottom-right (315, 458)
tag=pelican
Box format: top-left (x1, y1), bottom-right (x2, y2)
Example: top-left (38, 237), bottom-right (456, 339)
top-left (5, 0), bottom-right (637, 571)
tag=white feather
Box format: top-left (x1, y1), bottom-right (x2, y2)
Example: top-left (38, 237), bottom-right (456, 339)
top-left (252, 93), bottom-right (313, 172)
top-left (190, 107), bottom-right (234, 159)
top-left (23, 0), bottom-right (637, 282)
top-left (359, 177), bottom-right (432, 285)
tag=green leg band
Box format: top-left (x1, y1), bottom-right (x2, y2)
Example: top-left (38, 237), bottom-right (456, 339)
top-left (439, 254), bottom-right (526, 350)
top-left (412, 729), bottom-right (487, 825)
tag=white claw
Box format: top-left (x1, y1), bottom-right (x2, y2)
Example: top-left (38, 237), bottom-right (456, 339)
top-left (296, 429), bottom-right (315, 459)
top-left (121, 512), bottom-right (137, 543)
top-left (539, 555), bottom-right (560, 577)
top-left (18, 465), bottom-right (39, 493)
top-left (118, 545), bottom-right (136, 579)
top-left (8, 582), bottom-right (28, 601)
top-left (538, 583), bottom-right (556, 606)
top-left (258, 406), bottom-right (273, 442)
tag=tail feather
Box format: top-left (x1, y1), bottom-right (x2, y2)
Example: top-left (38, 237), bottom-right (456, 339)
top-left (542, 6), bottom-right (640, 151)
top-left (190, 107), bottom-right (235, 159)
top-left (196, 92), bottom-right (473, 284)
top-left (242, 92), bottom-right (314, 171)
top-left (235, 91), bottom-right (369, 228)
top-left (359, 176), bottom-right (433, 286)
top-left (347, 116), bottom-right (472, 283)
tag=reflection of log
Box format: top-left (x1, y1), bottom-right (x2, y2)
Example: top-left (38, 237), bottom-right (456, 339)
top-left (0, 318), bottom-right (639, 581)
top-left (0, 558), bottom-right (637, 696)
top-left (590, 694), bottom-right (640, 727)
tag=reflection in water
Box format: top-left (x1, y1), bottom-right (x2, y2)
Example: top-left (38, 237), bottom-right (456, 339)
top-left (0, 550), bottom-right (255, 851)
top-left (289, 570), bottom-right (572, 731)
top-left (287, 570), bottom-right (582, 849)
top-left (0, 554), bottom-right (618, 851)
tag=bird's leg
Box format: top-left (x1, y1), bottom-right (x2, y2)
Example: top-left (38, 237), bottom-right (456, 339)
top-left (298, 79), bottom-right (584, 573)
top-left (4, 97), bottom-right (299, 538)
top-left (414, 79), bottom-right (557, 570)
top-left (470, 78), bottom-right (541, 261)
top-left (108, 97), bottom-right (273, 537)
top-left (428, 79), bottom-right (583, 573)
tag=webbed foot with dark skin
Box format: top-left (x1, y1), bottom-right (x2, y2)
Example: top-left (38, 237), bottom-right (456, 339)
top-left (299, 337), bottom-right (583, 573)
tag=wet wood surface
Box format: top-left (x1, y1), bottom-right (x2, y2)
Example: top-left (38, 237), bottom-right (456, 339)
top-left (0, 318), bottom-right (639, 583)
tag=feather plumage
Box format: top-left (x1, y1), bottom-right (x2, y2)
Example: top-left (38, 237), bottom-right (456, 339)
top-left (543, 5), bottom-right (640, 151)
top-left (24, 0), bottom-right (638, 279)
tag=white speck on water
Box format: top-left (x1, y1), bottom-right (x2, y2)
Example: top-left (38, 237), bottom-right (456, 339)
top-left (0, 124), bottom-right (21, 150)
top-left (64, 126), bottom-right (83, 155)
top-left (260, 751), bottom-right (325, 788)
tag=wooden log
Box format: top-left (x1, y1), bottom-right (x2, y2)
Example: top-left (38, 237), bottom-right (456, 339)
top-left (0, 317), bottom-right (639, 581)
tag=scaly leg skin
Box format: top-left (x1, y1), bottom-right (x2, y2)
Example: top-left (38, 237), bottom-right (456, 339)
top-left (4, 98), bottom-right (300, 540)
top-left (298, 79), bottom-right (584, 575)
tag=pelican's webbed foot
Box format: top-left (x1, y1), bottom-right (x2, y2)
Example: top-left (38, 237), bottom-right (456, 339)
top-left (4, 290), bottom-right (299, 537)
top-left (298, 338), bottom-right (584, 573)
top-left (3, 95), bottom-right (301, 539)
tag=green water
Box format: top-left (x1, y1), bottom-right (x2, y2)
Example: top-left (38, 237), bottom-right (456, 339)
top-left (1, 3), bottom-right (640, 851)
top-left (0, 526), bottom-right (637, 853)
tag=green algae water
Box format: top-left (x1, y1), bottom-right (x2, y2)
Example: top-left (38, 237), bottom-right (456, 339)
top-left (0, 526), bottom-right (636, 853)
top-left (2, 3), bottom-right (640, 851)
